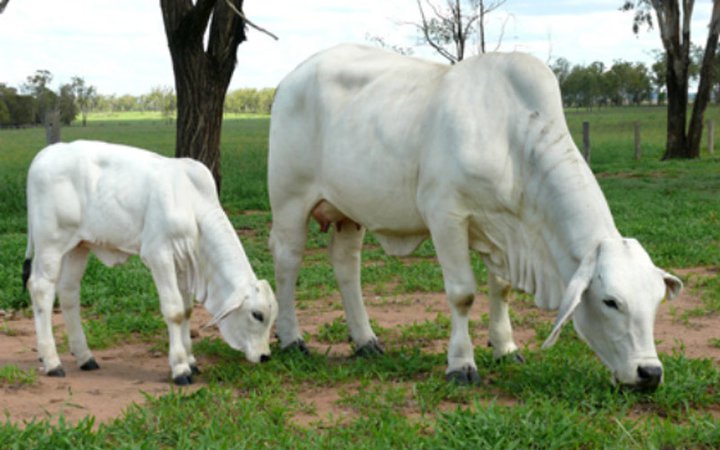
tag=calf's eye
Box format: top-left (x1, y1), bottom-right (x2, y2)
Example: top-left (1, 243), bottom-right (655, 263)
top-left (603, 299), bottom-right (619, 310)
top-left (252, 311), bottom-right (265, 322)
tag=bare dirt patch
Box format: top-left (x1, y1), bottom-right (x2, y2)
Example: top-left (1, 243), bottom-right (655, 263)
top-left (1, 267), bottom-right (718, 427)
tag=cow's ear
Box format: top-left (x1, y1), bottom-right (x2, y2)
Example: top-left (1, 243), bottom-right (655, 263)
top-left (542, 246), bottom-right (598, 349)
top-left (659, 270), bottom-right (682, 300)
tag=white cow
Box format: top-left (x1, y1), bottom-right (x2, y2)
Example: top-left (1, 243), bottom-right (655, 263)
top-left (24, 140), bottom-right (277, 385)
top-left (268, 44), bottom-right (682, 389)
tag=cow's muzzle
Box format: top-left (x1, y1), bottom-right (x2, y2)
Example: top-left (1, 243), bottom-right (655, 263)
top-left (619, 364), bottom-right (663, 391)
top-left (635, 364), bottom-right (663, 390)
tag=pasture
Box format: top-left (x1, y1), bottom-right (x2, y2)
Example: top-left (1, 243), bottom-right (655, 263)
top-left (0, 106), bottom-right (719, 448)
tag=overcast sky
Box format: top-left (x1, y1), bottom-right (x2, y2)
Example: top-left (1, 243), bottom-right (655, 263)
top-left (0, 1), bottom-right (714, 96)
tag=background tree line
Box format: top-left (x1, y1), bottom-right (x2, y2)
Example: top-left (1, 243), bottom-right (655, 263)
top-left (551, 45), bottom-right (720, 110)
top-left (0, 75), bottom-right (276, 128)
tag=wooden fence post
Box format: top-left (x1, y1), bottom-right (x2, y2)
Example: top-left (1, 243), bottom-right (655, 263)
top-left (44, 109), bottom-right (61, 145)
top-left (707, 120), bottom-right (715, 155)
top-left (634, 121), bottom-right (641, 161)
top-left (582, 121), bottom-right (590, 164)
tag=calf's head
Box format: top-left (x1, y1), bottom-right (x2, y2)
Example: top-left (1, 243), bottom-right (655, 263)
top-left (543, 238), bottom-right (682, 390)
top-left (210, 279), bottom-right (278, 363)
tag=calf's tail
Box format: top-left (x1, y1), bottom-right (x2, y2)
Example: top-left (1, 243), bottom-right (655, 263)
top-left (22, 225), bottom-right (32, 290)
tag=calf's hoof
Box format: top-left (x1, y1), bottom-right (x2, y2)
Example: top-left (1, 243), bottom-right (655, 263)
top-left (497, 352), bottom-right (525, 364)
top-left (47, 366), bottom-right (66, 377)
top-left (353, 339), bottom-right (384, 358)
top-left (173, 374), bottom-right (193, 386)
top-left (446, 366), bottom-right (481, 386)
top-left (282, 339), bottom-right (310, 356)
top-left (190, 364), bottom-right (201, 375)
top-left (80, 358), bottom-right (100, 371)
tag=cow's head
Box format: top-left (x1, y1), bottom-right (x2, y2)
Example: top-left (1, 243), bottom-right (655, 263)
top-left (211, 279), bottom-right (278, 363)
top-left (542, 238), bottom-right (682, 390)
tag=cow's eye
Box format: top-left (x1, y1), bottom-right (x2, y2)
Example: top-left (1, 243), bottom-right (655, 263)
top-left (603, 299), bottom-right (619, 310)
top-left (252, 311), bottom-right (265, 322)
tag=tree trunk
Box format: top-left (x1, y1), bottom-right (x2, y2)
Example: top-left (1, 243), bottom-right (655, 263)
top-left (160, 0), bottom-right (246, 193)
top-left (687, 0), bottom-right (720, 156)
top-left (656, 0), bottom-right (694, 160)
top-left (662, 49), bottom-right (689, 159)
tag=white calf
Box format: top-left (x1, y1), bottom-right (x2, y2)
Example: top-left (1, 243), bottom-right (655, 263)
top-left (24, 140), bottom-right (277, 385)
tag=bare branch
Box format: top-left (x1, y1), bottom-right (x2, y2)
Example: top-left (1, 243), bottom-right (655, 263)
top-left (416, 0), bottom-right (457, 63)
top-left (424, 0), bottom-right (451, 23)
top-left (481, 0), bottom-right (507, 15)
top-left (492, 13), bottom-right (512, 52)
top-left (224, 0), bottom-right (278, 40)
top-left (0, 0), bottom-right (10, 14)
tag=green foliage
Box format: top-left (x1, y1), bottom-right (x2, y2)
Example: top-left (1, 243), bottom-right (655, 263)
top-left (224, 88), bottom-right (275, 114)
top-left (0, 365), bottom-right (37, 386)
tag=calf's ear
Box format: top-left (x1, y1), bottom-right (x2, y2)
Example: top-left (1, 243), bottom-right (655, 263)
top-left (257, 279), bottom-right (275, 302)
top-left (542, 246), bottom-right (598, 349)
top-left (659, 270), bottom-right (682, 300)
top-left (257, 279), bottom-right (278, 321)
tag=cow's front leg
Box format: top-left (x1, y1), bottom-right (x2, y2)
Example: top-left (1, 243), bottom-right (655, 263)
top-left (28, 252), bottom-right (65, 376)
top-left (328, 224), bottom-right (382, 356)
top-left (428, 218), bottom-right (480, 385)
top-left (488, 272), bottom-right (522, 362)
top-left (57, 246), bottom-right (98, 371)
top-left (145, 252), bottom-right (193, 385)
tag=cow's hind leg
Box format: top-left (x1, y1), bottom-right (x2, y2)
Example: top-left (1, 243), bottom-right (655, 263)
top-left (269, 203), bottom-right (310, 354)
top-left (488, 273), bottom-right (523, 362)
top-left (28, 251), bottom-right (65, 376)
top-left (428, 218), bottom-right (480, 385)
top-left (328, 224), bottom-right (382, 356)
top-left (57, 246), bottom-right (98, 370)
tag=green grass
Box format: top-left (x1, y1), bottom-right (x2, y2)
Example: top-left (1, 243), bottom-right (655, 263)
top-left (0, 107), bottom-right (719, 447)
top-left (0, 364), bottom-right (37, 386)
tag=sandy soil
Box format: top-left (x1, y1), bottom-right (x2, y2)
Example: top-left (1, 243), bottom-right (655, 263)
top-left (1, 267), bottom-right (718, 427)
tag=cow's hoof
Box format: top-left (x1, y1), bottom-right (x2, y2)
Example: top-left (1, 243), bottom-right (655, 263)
top-left (190, 364), bottom-right (201, 375)
top-left (47, 366), bottom-right (66, 377)
top-left (282, 339), bottom-right (310, 356)
top-left (353, 339), bottom-right (384, 358)
top-left (173, 374), bottom-right (193, 386)
top-left (446, 366), bottom-right (481, 386)
top-left (80, 358), bottom-right (100, 371)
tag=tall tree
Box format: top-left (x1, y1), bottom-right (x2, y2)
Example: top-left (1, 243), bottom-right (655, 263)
top-left (413, 0), bottom-right (506, 63)
top-left (160, 0), bottom-right (247, 192)
top-left (71, 76), bottom-right (97, 127)
top-left (622, 0), bottom-right (720, 159)
top-left (22, 69), bottom-right (64, 144)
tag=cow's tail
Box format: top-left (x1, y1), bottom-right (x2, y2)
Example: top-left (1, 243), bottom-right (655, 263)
top-left (22, 222), bottom-right (33, 291)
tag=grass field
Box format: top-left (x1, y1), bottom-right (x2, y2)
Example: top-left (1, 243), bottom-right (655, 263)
top-left (0, 106), bottom-right (719, 448)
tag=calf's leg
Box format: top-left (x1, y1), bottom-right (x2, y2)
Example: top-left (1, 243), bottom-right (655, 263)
top-left (28, 251), bottom-right (65, 376)
top-left (144, 251), bottom-right (194, 385)
top-left (57, 246), bottom-right (98, 370)
top-left (179, 287), bottom-right (199, 374)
